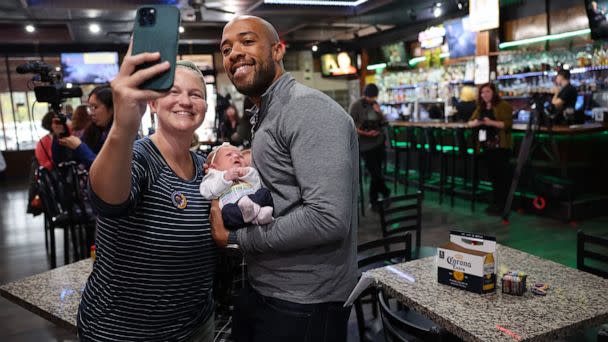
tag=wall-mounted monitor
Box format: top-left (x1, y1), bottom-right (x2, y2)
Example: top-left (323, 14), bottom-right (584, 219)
top-left (585, 0), bottom-right (608, 40)
top-left (444, 16), bottom-right (477, 58)
top-left (381, 42), bottom-right (408, 68)
top-left (60, 52), bottom-right (119, 84)
top-left (320, 52), bottom-right (358, 77)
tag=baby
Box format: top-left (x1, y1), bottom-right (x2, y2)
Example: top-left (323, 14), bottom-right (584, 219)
top-left (200, 143), bottom-right (273, 230)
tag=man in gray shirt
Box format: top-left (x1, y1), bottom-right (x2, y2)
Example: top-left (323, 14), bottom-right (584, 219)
top-left (211, 15), bottom-right (358, 342)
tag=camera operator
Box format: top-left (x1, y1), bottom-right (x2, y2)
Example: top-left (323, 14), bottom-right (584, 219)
top-left (35, 112), bottom-right (73, 170)
top-left (551, 69), bottom-right (578, 124)
top-left (56, 85), bottom-right (113, 169)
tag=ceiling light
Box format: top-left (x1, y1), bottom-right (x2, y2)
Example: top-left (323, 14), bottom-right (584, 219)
top-left (457, 2), bottom-right (463, 10)
top-left (25, 24), bottom-right (35, 33)
top-left (179, 26), bottom-right (185, 33)
top-left (435, 2), bottom-right (442, 7)
top-left (89, 23), bottom-right (101, 34)
top-left (498, 28), bottom-right (591, 49)
top-left (312, 45), bottom-right (318, 52)
top-left (433, 6), bottom-right (442, 17)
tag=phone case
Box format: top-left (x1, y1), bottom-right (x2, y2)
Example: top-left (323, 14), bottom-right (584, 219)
top-left (132, 5), bottom-right (180, 91)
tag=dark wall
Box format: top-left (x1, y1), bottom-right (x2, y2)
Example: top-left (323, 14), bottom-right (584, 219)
top-left (0, 150), bottom-right (34, 181)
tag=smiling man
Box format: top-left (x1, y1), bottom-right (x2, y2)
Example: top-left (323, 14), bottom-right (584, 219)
top-left (211, 15), bottom-right (359, 342)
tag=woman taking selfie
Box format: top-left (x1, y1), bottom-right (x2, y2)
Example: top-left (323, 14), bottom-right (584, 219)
top-left (77, 44), bottom-right (217, 341)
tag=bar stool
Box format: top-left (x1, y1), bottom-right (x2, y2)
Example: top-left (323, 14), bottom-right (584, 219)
top-left (387, 125), bottom-right (413, 194)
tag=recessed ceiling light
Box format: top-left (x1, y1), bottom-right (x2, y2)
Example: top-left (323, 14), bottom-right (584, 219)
top-left (433, 6), bottom-right (442, 17)
top-left (312, 45), bottom-right (318, 52)
top-left (89, 23), bottom-right (101, 34)
top-left (25, 24), bottom-right (35, 33)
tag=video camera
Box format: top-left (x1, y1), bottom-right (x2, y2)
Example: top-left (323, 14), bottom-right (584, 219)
top-left (16, 61), bottom-right (83, 115)
top-left (17, 61), bottom-right (83, 137)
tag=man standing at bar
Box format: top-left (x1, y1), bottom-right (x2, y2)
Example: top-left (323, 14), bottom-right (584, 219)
top-left (552, 69), bottom-right (578, 124)
top-left (212, 15), bottom-right (358, 342)
top-left (349, 83), bottom-right (390, 211)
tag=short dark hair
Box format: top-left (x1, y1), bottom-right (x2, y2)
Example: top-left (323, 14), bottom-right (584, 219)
top-left (363, 83), bottom-right (379, 97)
top-left (41, 111), bottom-right (54, 132)
top-left (557, 69), bottom-right (571, 80)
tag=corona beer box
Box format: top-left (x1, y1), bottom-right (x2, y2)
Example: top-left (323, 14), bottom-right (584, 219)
top-left (437, 231), bottom-right (496, 294)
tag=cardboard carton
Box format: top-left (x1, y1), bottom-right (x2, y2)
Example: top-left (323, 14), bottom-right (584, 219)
top-left (437, 231), bottom-right (496, 294)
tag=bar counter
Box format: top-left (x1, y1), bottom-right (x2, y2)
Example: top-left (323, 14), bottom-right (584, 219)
top-left (389, 120), bottom-right (608, 134)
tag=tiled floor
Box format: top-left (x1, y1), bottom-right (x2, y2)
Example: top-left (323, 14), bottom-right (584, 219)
top-left (0, 177), bottom-right (606, 341)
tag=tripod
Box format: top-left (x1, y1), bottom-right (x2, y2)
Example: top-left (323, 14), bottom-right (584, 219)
top-left (501, 97), bottom-right (558, 222)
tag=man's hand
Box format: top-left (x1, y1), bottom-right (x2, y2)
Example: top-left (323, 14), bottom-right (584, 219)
top-left (210, 199), bottom-right (229, 248)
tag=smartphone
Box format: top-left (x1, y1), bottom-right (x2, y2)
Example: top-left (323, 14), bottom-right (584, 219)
top-left (132, 5), bottom-right (180, 91)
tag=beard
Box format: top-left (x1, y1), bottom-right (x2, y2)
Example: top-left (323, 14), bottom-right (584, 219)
top-left (230, 52), bottom-right (277, 98)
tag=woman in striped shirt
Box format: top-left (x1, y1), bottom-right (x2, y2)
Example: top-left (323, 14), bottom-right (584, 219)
top-left (77, 43), bottom-right (217, 341)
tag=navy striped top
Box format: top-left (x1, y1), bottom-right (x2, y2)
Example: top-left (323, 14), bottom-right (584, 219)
top-left (77, 137), bottom-right (216, 341)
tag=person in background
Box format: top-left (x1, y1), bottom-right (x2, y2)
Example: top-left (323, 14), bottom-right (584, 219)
top-left (551, 69), bottom-right (578, 124)
top-left (214, 15), bottom-right (358, 342)
top-left (219, 104), bottom-right (241, 144)
top-left (35, 111), bottom-right (71, 170)
top-left (64, 104), bottom-right (74, 120)
top-left (77, 48), bottom-right (217, 341)
top-left (349, 83), bottom-right (390, 211)
top-left (454, 85), bottom-right (477, 122)
top-left (70, 105), bottom-right (92, 138)
top-left (468, 83), bottom-right (513, 215)
top-left (56, 85), bottom-right (114, 169)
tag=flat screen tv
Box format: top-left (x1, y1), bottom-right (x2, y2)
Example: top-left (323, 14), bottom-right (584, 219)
top-left (381, 42), bottom-right (408, 68)
top-left (320, 52), bottom-right (358, 77)
top-left (586, 0), bottom-right (608, 40)
top-left (61, 52), bottom-right (119, 84)
top-left (444, 16), bottom-right (477, 59)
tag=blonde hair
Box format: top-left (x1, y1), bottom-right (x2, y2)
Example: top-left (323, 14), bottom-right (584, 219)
top-left (459, 86), bottom-right (477, 102)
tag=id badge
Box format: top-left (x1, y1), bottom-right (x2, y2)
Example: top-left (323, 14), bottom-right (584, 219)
top-left (479, 129), bottom-right (487, 142)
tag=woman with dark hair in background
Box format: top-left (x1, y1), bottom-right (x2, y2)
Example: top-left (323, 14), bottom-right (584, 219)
top-left (56, 85), bottom-right (113, 168)
top-left (468, 83), bottom-right (513, 215)
top-left (70, 105), bottom-right (92, 138)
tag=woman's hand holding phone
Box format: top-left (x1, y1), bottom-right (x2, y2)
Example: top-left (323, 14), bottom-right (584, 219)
top-left (110, 40), bottom-right (169, 136)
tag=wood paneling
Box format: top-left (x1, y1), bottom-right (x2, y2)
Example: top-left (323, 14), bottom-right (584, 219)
top-left (549, 4), bottom-right (588, 34)
top-left (504, 13), bottom-right (548, 41)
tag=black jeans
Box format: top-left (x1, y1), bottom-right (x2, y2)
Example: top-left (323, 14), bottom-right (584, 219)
top-left (361, 144), bottom-right (389, 205)
top-left (232, 285), bottom-right (351, 342)
top-left (483, 148), bottom-right (512, 207)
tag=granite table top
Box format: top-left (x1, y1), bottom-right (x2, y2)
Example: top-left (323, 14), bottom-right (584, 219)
top-left (0, 258), bottom-right (93, 333)
top-left (367, 244), bottom-right (608, 342)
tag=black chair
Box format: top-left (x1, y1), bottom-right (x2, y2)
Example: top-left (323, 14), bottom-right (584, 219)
top-left (387, 126), bottom-right (413, 193)
top-left (577, 230), bottom-right (608, 278)
top-left (378, 192), bottom-right (422, 248)
top-left (354, 233), bottom-right (412, 342)
top-left (56, 162), bottom-right (96, 259)
top-left (378, 289), bottom-right (447, 342)
top-left (37, 166), bottom-right (74, 268)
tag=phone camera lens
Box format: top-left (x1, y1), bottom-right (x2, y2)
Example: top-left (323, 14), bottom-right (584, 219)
top-left (138, 8), bottom-right (156, 27)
